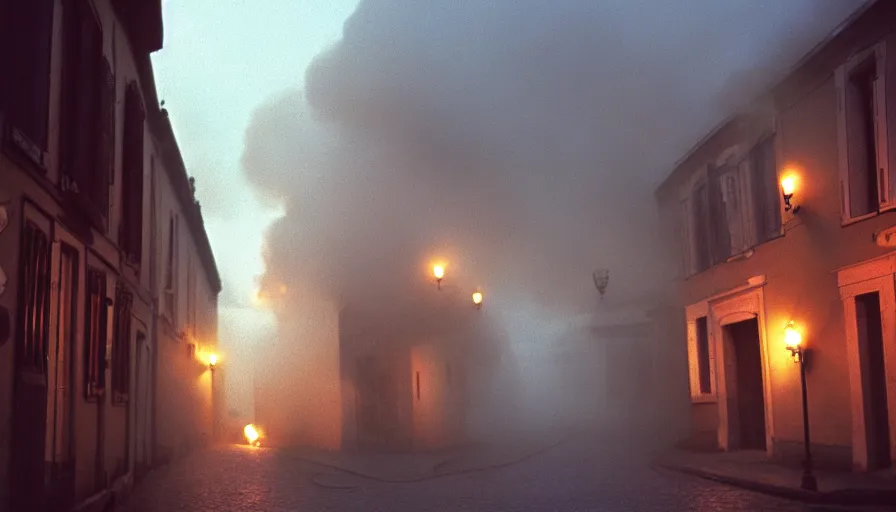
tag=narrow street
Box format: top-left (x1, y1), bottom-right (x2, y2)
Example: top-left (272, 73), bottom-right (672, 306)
top-left (118, 435), bottom-right (849, 512)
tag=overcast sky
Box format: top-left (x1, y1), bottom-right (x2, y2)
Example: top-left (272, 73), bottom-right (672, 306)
top-left (151, 0), bottom-right (865, 418)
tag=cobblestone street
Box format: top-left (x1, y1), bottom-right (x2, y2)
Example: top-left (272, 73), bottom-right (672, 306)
top-left (117, 436), bottom-right (854, 511)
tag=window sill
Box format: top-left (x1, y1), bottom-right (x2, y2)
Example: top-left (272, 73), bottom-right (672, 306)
top-left (841, 211), bottom-right (879, 226)
top-left (690, 395), bottom-right (717, 404)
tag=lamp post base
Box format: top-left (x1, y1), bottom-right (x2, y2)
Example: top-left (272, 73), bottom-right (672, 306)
top-left (800, 469), bottom-right (818, 491)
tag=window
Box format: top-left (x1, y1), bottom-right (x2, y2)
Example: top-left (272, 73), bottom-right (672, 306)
top-left (120, 82), bottom-right (146, 264)
top-left (3, 0), bottom-right (55, 166)
top-left (111, 284), bottom-right (132, 405)
top-left (186, 257), bottom-right (196, 336)
top-left (749, 136), bottom-right (781, 243)
top-left (18, 220), bottom-right (52, 373)
top-left (837, 42), bottom-right (889, 221)
top-left (164, 215), bottom-right (178, 323)
top-left (61, 0), bottom-right (114, 230)
top-left (84, 268), bottom-right (108, 398)
top-left (687, 314), bottom-right (715, 400)
top-left (695, 317), bottom-right (711, 394)
top-left (684, 134), bottom-right (782, 276)
top-left (691, 182), bottom-right (711, 273)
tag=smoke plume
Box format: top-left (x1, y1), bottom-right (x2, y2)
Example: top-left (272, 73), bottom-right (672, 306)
top-left (241, 0), bottom-right (863, 442)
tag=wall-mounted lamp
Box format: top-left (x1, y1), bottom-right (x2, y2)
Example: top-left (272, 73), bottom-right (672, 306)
top-left (433, 264), bottom-right (445, 290)
top-left (781, 175), bottom-right (801, 214)
top-left (472, 291), bottom-right (483, 310)
top-left (209, 353), bottom-right (218, 371)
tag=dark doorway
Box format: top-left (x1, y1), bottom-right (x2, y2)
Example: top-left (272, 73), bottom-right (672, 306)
top-left (726, 318), bottom-right (767, 450)
top-left (855, 292), bottom-right (891, 469)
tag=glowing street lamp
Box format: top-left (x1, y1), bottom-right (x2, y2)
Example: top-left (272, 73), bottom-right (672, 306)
top-left (433, 264), bottom-right (445, 290)
top-left (209, 353), bottom-right (218, 371)
top-left (784, 321), bottom-right (816, 491)
top-left (472, 291), bottom-right (483, 310)
top-left (781, 174), bottom-right (801, 213)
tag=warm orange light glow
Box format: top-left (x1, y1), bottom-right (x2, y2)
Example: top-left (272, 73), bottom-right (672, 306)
top-left (781, 175), bottom-right (797, 196)
top-left (472, 291), bottom-right (483, 305)
top-left (278, 284), bottom-right (288, 295)
top-left (433, 265), bottom-right (445, 280)
top-left (784, 323), bottom-right (802, 349)
top-left (209, 354), bottom-right (218, 368)
top-left (244, 424), bottom-right (261, 446)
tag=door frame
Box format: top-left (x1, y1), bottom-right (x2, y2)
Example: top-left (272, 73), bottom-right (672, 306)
top-left (709, 280), bottom-right (775, 456)
top-left (837, 252), bottom-right (896, 470)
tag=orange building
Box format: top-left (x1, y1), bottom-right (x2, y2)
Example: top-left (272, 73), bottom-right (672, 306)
top-left (655, 0), bottom-right (896, 471)
top-left (0, 1), bottom-right (221, 510)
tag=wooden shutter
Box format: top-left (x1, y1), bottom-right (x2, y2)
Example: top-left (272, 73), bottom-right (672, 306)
top-left (4, 0), bottom-right (55, 163)
top-left (874, 42), bottom-right (890, 209)
top-left (122, 83), bottom-right (146, 263)
top-left (836, 65), bottom-right (852, 223)
top-left (680, 199), bottom-right (692, 276)
top-left (707, 165), bottom-right (731, 263)
top-left (96, 58), bottom-right (115, 227)
top-left (112, 285), bottom-right (132, 404)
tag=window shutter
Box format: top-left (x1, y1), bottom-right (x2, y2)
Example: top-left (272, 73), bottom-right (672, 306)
top-left (835, 65), bottom-right (852, 223)
top-left (96, 58), bottom-right (115, 227)
top-left (680, 199), bottom-right (692, 276)
top-left (122, 83), bottom-right (146, 263)
top-left (4, 0), bottom-right (55, 160)
top-left (686, 320), bottom-right (700, 398)
top-left (707, 165), bottom-right (731, 263)
top-left (875, 42), bottom-right (891, 209)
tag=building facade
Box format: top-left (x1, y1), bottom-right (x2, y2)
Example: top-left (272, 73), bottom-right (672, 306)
top-left (656, 0), bottom-right (896, 471)
top-left (0, 1), bottom-right (221, 510)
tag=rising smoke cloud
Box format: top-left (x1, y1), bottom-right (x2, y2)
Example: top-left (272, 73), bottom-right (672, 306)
top-left (241, 0), bottom-right (863, 440)
top-left (244, 0), bottom-right (861, 316)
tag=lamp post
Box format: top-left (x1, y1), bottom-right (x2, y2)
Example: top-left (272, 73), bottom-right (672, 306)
top-left (433, 265), bottom-right (445, 290)
top-left (472, 291), bottom-right (483, 310)
top-left (209, 354), bottom-right (218, 440)
top-left (785, 322), bottom-right (817, 491)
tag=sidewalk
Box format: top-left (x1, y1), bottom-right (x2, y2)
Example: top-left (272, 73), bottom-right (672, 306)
top-left (656, 449), bottom-right (896, 506)
top-left (286, 432), bottom-right (570, 483)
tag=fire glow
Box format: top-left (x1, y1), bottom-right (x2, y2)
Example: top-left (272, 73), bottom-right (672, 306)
top-left (244, 424), bottom-right (261, 447)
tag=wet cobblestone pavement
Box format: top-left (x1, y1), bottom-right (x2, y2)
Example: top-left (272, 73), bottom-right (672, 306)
top-left (118, 438), bottom-right (869, 511)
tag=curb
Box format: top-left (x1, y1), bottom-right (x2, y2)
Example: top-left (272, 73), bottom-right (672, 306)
top-left (657, 463), bottom-right (896, 507)
top-left (295, 435), bottom-right (571, 484)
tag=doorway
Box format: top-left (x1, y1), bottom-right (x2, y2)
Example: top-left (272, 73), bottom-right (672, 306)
top-left (855, 292), bottom-right (891, 469)
top-left (724, 318), bottom-right (767, 450)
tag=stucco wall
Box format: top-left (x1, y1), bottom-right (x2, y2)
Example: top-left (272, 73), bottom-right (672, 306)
top-left (669, 69), bottom-right (896, 460)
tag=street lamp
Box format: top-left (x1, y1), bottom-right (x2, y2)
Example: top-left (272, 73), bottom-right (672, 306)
top-left (209, 353), bottom-right (218, 371)
top-left (593, 269), bottom-right (609, 299)
top-left (472, 291), bottom-right (483, 310)
top-left (433, 264), bottom-right (445, 290)
top-left (784, 322), bottom-right (817, 491)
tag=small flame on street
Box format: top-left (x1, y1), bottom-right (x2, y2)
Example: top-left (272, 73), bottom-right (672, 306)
top-left (244, 423), bottom-right (261, 446)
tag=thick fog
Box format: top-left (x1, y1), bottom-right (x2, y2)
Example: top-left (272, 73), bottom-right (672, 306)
top-left (241, 0), bottom-right (863, 447)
